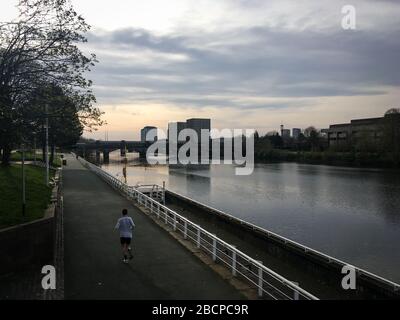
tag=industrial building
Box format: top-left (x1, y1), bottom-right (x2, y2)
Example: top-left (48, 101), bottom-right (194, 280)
top-left (327, 117), bottom-right (384, 147)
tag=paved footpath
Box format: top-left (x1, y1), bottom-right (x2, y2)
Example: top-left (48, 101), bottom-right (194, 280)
top-left (63, 154), bottom-right (243, 299)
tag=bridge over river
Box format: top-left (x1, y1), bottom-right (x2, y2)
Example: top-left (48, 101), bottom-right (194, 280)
top-left (74, 138), bottom-right (235, 164)
top-left (75, 140), bottom-right (149, 162)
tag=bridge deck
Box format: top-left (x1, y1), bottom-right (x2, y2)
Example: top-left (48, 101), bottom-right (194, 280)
top-left (63, 154), bottom-right (244, 299)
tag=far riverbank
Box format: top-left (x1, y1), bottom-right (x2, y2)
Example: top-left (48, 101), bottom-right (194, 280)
top-left (255, 149), bottom-right (400, 169)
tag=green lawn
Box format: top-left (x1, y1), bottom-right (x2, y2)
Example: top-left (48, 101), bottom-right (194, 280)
top-left (0, 164), bottom-right (54, 229)
top-left (10, 151), bottom-right (62, 167)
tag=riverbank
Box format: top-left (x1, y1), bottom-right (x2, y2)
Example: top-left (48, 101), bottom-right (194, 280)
top-left (255, 149), bottom-right (400, 168)
top-left (0, 164), bottom-right (54, 229)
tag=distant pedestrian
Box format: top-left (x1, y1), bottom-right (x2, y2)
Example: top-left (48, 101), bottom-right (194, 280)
top-left (115, 209), bottom-right (135, 263)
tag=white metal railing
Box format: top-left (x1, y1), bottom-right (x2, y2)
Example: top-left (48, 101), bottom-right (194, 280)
top-left (164, 189), bottom-right (400, 293)
top-left (133, 184), bottom-right (165, 202)
top-left (77, 156), bottom-right (318, 300)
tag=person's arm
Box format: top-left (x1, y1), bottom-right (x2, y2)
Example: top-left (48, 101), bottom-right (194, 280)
top-left (115, 219), bottom-right (120, 230)
top-left (130, 218), bottom-right (135, 229)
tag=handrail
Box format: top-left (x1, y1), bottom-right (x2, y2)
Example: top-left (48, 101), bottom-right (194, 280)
top-left (165, 189), bottom-right (400, 291)
top-left (77, 155), bottom-right (319, 300)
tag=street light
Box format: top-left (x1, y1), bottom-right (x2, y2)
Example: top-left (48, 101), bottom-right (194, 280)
top-left (33, 133), bottom-right (37, 164)
top-left (45, 104), bottom-right (49, 186)
top-left (20, 143), bottom-right (26, 217)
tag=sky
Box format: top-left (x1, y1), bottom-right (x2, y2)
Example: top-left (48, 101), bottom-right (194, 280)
top-left (1, 0), bottom-right (400, 140)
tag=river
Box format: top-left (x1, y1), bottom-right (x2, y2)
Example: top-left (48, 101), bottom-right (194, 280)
top-left (98, 151), bottom-right (400, 283)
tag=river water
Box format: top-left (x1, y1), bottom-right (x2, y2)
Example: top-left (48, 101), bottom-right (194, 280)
top-left (99, 151), bottom-right (400, 283)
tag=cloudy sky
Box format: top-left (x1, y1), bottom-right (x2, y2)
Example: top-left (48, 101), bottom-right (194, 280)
top-left (2, 0), bottom-right (400, 140)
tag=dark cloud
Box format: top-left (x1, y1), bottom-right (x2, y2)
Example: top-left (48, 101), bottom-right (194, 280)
top-left (86, 25), bottom-right (400, 109)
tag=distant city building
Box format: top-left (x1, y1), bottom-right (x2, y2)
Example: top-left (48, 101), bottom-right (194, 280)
top-left (328, 117), bottom-right (384, 147)
top-left (320, 129), bottom-right (329, 138)
top-left (281, 129), bottom-right (291, 138)
top-left (168, 118), bottom-right (211, 145)
top-left (168, 121), bottom-right (187, 142)
top-left (186, 118), bottom-right (211, 144)
top-left (292, 128), bottom-right (301, 139)
top-left (141, 126), bottom-right (157, 143)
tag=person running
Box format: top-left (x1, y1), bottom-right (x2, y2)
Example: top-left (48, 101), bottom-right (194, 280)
top-left (115, 209), bottom-right (136, 263)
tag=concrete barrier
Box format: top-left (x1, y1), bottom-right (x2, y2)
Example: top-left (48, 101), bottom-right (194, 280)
top-left (0, 214), bottom-right (55, 275)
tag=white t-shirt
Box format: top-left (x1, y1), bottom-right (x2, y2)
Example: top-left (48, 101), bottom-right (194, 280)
top-left (115, 216), bottom-right (135, 238)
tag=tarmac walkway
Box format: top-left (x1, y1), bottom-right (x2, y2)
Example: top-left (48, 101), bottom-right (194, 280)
top-left (63, 153), bottom-right (243, 299)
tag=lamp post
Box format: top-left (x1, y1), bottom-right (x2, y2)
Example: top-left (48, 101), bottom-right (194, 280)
top-left (21, 143), bottom-right (26, 217)
top-left (45, 104), bottom-right (49, 186)
top-left (33, 134), bottom-right (37, 164)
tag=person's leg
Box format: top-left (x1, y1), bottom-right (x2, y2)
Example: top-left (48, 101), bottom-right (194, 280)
top-left (120, 238), bottom-right (128, 262)
top-left (122, 243), bottom-right (127, 260)
top-left (127, 238), bottom-right (133, 259)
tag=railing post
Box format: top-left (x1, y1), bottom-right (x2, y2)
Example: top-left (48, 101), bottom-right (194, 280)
top-left (162, 181), bottom-right (166, 205)
top-left (212, 236), bottom-right (217, 262)
top-left (157, 204), bottom-right (160, 219)
top-left (258, 261), bottom-right (263, 297)
top-left (165, 210), bottom-right (168, 225)
top-left (197, 228), bottom-right (201, 248)
top-left (232, 247), bottom-right (237, 276)
top-left (173, 215), bottom-right (177, 231)
top-left (184, 220), bottom-right (188, 239)
top-left (292, 282), bottom-right (300, 300)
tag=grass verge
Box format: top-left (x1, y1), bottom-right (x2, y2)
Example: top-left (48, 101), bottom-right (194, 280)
top-left (0, 164), bottom-right (54, 229)
top-left (10, 151), bottom-right (62, 167)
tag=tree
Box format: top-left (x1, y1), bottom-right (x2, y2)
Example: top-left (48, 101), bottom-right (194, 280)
top-left (24, 84), bottom-right (84, 164)
top-left (269, 133), bottom-right (283, 148)
top-left (304, 126), bottom-right (320, 151)
top-left (0, 0), bottom-right (103, 165)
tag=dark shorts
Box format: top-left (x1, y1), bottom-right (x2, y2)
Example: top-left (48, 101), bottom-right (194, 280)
top-left (120, 237), bottom-right (132, 245)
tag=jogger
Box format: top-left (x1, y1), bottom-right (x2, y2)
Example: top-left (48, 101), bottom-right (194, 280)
top-left (115, 208), bottom-right (136, 263)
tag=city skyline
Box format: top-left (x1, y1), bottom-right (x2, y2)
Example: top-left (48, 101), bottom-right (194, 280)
top-left (2, 0), bottom-right (399, 141)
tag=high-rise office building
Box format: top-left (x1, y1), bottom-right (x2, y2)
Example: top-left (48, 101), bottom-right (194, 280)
top-left (281, 129), bottom-right (290, 138)
top-left (168, 122), bottom-right (187, 142)
top-left (141, 126), bottom-right (157, 143)
top-left (186, 118), bottom-right (211, 134)
top-left (292, 128), bottom-right (301, 139)
top-left (186, 118), bottom-right (211, 144)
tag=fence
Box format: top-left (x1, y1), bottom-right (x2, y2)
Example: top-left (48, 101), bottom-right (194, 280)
top-left (77, 156), bottom-right (318, 300)
top-left (165, 189), bottom-right (400, 294)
